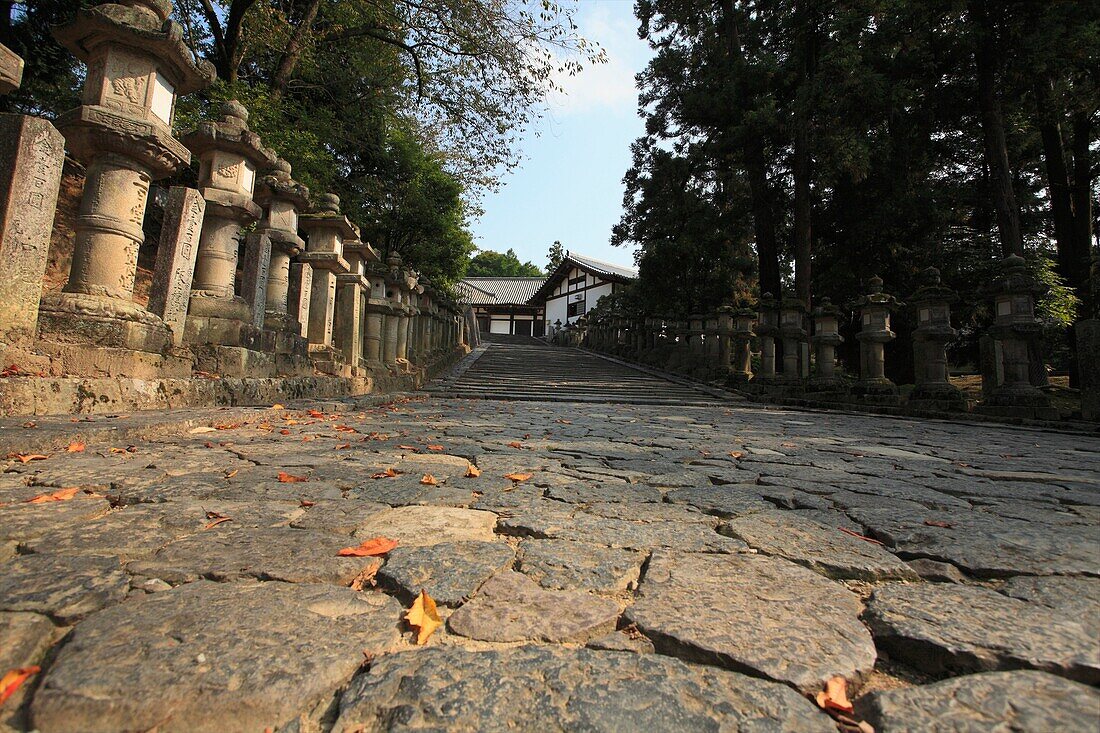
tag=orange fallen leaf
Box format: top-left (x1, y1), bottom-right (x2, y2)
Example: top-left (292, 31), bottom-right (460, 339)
top-left (728, 450), bottom-right (744, 459)
top-left (334, 443), bottom-right (351, 450)
top-left (9, 453), bottom-right (48, 463)
top-left (279, 429), bottom-right (291, 435)
top-left (271, 403), bottom-right (285, 410)
top-left (66, 441), bottom-right (86, 453)
top-left (397, 445), bottom-right (418, 451)
top-left (427, 445), bottom-right (445, 451)
top-left (334, 425), bottom-right (359, 433)
top-left (349, 564), bottom-right (379, 591)
top-left (302, 435), bottom-right (315, 442)
top-left (277, 471), bottom-right (308, 483)
top-left (420, 474), bottom-right (438, 486)
top-left (0, 665), bottom-right (40, 707)
top-left (781, 442), bottom-right (797, 448)
top-left (815, 675), bottom-right (854, 714)
top-left (224, 469), bottom-right (238, 478)
top-left (25, 487), bottom-right (80, 504)
top-left (507, 441), bottom-right (524, 449)
top-left (204, 516), bottom-right (233, 529)
top-left (923, 519), bottom-right (954, 528)
top-left (504, 472), bottom-right (533, 482)
top-left (405, 590), bottom-right (442, 645)
top-left (371, 468), bottom-right (399, 479)
top-left (337, 536), bottom-right (398, 557)
top-left (464, 464), bottom-right (481, 478)
top-left (838, 527), bottom-right (885, 545)
top-left (299, 499), bottom-right (316, 508)
top-left (109, 446), bottom-right (137, 454)
top-left (307, 409), bottom-right (324, 418)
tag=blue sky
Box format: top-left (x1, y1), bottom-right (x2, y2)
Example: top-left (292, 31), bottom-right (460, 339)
top-left (468, 0), bottom-right (650, 272)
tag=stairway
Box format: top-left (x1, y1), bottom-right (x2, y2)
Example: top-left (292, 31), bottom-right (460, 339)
top-left (428, 340), bottom-right (732, 406)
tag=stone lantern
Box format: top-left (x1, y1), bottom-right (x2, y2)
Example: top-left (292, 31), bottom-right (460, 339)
top-left (417, 278), bottom-right (434, 360)
top-left (908, 267), bottom-right (966, 411)
top-left (383, 253), bottom-right (405, 366)
top-left (810, 297), bottom-right (844, 390)
top-left (298, 193), bottom-right (354, 373)
top-left (977, 255), bottom-right (1058, 419)
top-left (182, 101), bottom-right (275, 350)
top-left (778, 296), bottom-right (808, 384)
top-left (336, 236), bottom-right (380, 375)
top-left (39, 0), bottom-right (215, 352)
top-left (728, 307), bottom-right (756, 384)
top-left (398, 267), bottom-right (419, 363)
top-left (254, 158), bottom-right (309, 350)
top-left (0, 42), bottom-right (22, 94)
top-left (852, 276), bottom-right (901, 402)
top-left (752, 293), bottom-right (779, 386)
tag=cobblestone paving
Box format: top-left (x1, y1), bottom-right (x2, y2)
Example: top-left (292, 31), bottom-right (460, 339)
top-left (1, 396), bottom-right (1098, 732)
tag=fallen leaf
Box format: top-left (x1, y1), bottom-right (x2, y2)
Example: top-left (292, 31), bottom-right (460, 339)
top-left (9, 453), bottom-right (48, 463)
top-left (279, 429), bottom-right (291, 435)
top-left (507, 441), bottom-right (524, 449)
top-left (337, 536), bottom-right (398, 557)
top-left (25, 487), bottom-right (80, 504)
top-left (371, 468), bottom-right (399, 479)
top-left (923, 519), bottom-right (954, 528)
top-left (66, 441), bottom-right (86, 453)
top-left (397, 444), bottom-right (418, 451)
top-left (334, 443), bottom-right (351, 450)
top-left (815, 676), bottom-right (854, 714)
top-left (224, 469), bottom-right (239, 478)
top-left (427, 445), bottom-right (445, 451)
top-left (781, 442), bottom-right (797, 448)
top-left (204, 516), bottom-right (233, 529)
top-left (307, 409), bottom-right (324, 418)
top-left (334, 425), bottom-right (359, 433)
top-left (555, 419), bottom-right (572, 424)
top-left (349, 564), bottom-right (379, 591)
top-left (838, 527), bottom-right (885, 545)
top-left (277, 471), bottom-right (308, 483)
top-left (299, 499), bottom-right (316, 508)
top-left (404, 590), bottom-right (442, 645)
top-left (214, 422), bottom-right (239, 430)
top-left (503, 472), bottom-right (533, 482)
top-left (21, 421), bottom-right (36, 429)
top-left (302, 435), bottom-right (315, 442)
top-left (0, 665), bottom-right (40, 706)
top-left (189, 426), bottom-right (216, 434)
top-left (271, 403), bottom-right (285, 410)
top-left (728, 450), bottom-right (744, 459)
top-left (420, 474), bottom-right (438, 486)
top-left (464, 464), bottom-right (481, 478)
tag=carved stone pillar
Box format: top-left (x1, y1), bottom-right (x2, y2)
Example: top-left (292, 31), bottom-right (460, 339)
top-left (809, 297), bottom-right (844, 391)
top-left (908, 267), bottom-right (965, 411)
top-left (335, 238), bottom-right (379, 375)
top-left (751, 293), bottom-right (779, 387)
top-left (363, 261), bottom-right (389, 368)
top-left (254, 158), bottom-right (309, 353)
top-left (298, 193), bottom-right (354, 373)
top-left (853, 276), bottom-right (901, 403)
top-left (39, 0), bottom-right (214, 352)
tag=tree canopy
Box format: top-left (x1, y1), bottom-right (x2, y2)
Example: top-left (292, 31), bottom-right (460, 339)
top-left (466, 248), bottom-right (545, 277)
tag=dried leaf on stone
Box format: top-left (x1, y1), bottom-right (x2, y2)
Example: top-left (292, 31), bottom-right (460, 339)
top-left (371, 468), bottom-right (399, 479)
top-left (420, 474), bottom-right (439, 486)
top-left (66, 441), bottom-right (86, 453)
top-left (25, 487), bottom-right (80, 504)
top-left (277, 471), bottom-right (308, 483)
top-left (224, 469), bottom-right (238, 478)
top-left (334, 443), bottom-right (351, 450)
top-left (279, 429), bottom-right (291, 435)
top-left (203, 514), bottom-right (233, 529)
top-left (189, 426), bottom-right (216, 434)
top-left (923, 519), bottom-right (954, 528)
top-left (307, 409), bottom-right (324, 418)
top-left (427, 445), bottom-right (444, 451)
top-left (728, 450), bottom-right (744, 459)
top-left (271, 403), bottom-right (285, 410)
top-left (504, 472), bottom-right (533, 482)
top-left (781, 442), bottom-right (797, 448)
top-left (349, 564), bottom-right (379, 591)
top-left (405, 590), bottom-right (442, 645)
top-left (0, 665), bottom-right (40, 707)
top-left (9, 453), bottom-right (48, 463)
top-left (397, 445), bottom-right (419, 451)
top-left (815, 676), bottom-right (854, 714)
top-left (464, 464), bottom-right (481, 478)
top-left (507, 441), bottom-right (524, 449)
top-left (299, 499), bottom-right (316, 507)
top-left (838, 527), bottom-right (885, 545)
top-left (337, 536), bottom-right (398, 557)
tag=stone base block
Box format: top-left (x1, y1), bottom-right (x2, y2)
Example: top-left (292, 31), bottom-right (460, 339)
top-left (37, 293), bottom-right (171, 354)
top-left (908, 383), bottom-right (967, 413)
top-left (851, 380), bottom-right (901, 405)
top-left (184, 313), bottom-right (263, 350)
top-left (275, 353), bottom-right (313, 377)
top-left (976, 388), bottom-right (1059, 421)
top-left (22, 340), bottom-right (191, 380)
top-left (0, 374), bottom-right (373, 417)
top-left (191, 345), bottom-right (276, 378)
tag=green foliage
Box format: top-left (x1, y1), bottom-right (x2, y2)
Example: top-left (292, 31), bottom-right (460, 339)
top-left (547, 240), bottom-right (565, 271)
top-left (1032, 255), bottom-right (1079, 329)
top-left (466, 249), bottom-right (544, 277)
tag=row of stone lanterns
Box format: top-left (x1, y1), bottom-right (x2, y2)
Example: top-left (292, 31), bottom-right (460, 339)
top-left (577, 258), bottom-right (1063, 420)
top-left (0, 0), bottom-right (466, 384)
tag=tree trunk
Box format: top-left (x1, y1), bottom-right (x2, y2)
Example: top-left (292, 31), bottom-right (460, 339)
top-left (1071, 111), bottom-right (1094, 317)
top-left (272, 0), bottom-right (322, 97)
top-left (969, 0), bottom-right (1024, 258)
top-left (792, 0), bottom-right (817, 310)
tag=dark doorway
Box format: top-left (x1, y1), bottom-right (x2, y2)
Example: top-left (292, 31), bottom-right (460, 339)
top-left (514, 320), bottom-right (533, 336)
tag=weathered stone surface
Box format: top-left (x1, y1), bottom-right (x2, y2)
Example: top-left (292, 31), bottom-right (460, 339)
top-left (518, 539), bottom-right (646, 593)
top-left (333, 646), bottom-right (833, 733)
top-left (127, 526), bottom-right (382, 585)
top-left (350, 476), bottom-right (476, 507)
top-left (31, 582), bottom-right (403, 733)
top-left (999, 575), bottom-right (1100, 636)
top-left (864, 582), bottom-right (1100, 684)
top-left (719, 512), bottom-right (918, 581)
top-left (626, 552), bottom-right (876, 693)
top-left (0, 611), bottom-right (55, 671)
top-left (378, 541), bottom-right (514, 605)
top-left (353, 506), bottom-right (499, 545)
top-left (148, 186), bottom-right (205, 345)
top-left (906, 557), bottom-right (968, 583)
top-left (0, 496), bottom-right (113, 544)
top-left (546, 482), bottom-right (662, 504)
top-left (447, 571), bottom-right (619, 643)
top-left (858, 671), bottom-right (1100, 733)
top-left (664, 485), bottom-right (774, 517)
top-left (19, 504), bottom-right (207, 561)
top-left (289, 500), bottom-right (390, 535)
top-left (0, 555), bottom-right (128, 623)
top-left (587, 629), bottom-right (656, 654)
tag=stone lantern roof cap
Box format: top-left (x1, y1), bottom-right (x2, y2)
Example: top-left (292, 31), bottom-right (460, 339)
top-left (779, 296), bottom-right (807, 312)
top-left (909, 266), bottom-right (958, 305)
top-left (182, 100), bottom-right (275, 166)
top-left (812, 296), bottom-right (843, 318)
top-left (852, 275), bottom-right (902, 310)
top-left (299, 193), bottom-right (358, 238)
top-left (758, 292), bottom-right (779, 311)
top-left (985, 254), bottom-right (1043, 297)
top-left (343, 239), bottom-right (381, 262)
top-left (256, 158), bottom-right (310, 208)
top-left (53, 2), bottom-right (215, 94)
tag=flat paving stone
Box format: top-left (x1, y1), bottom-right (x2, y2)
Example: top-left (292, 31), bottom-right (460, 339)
top-left (719, 511), bottom-right (918, 581)
top-left (546, 482), bottom-right (663, 504)
top-left (499, 508), bottom-right (746, 553)
top-left (353, 505), bottom-right (499, 545)
top-left (31, 581), bottom-right (403, 733)
top-left (518, 539), bottom-right (646, 592)
top-left (0, 611), bottom-right (55, 671)
top-left (377, 541), bottom-right (515, 605)
top-left (289, 499), bottom-right (391, 535)
top-left (999, 575), bottom-right (1100, 636)
top-left (0, 555), bottom-right (129, 623)
top-left (864, 582), bottom-right (1100, 684)
top-left (447, 571), bottom-right (619, 643)
top-left (333, 646), bottom-right (833, 733)
top-left (626, 551), bottom-right (876, 693)
top-left (127, 526), bottom-right (382, 586)
top-left (350, 477), bottom-right (476, 507)
top-left (664, 485), bottom-right (774, 517)
top-left (18, 504), bottom-right (209, 561)
top-left (857, 671), bottom-right (1100, 732)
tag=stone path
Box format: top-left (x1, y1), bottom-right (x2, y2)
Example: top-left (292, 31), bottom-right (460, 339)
top-left (428, 338), bottom-right (728, 405)
top-left (1, 395), bottom-right (1098, 732)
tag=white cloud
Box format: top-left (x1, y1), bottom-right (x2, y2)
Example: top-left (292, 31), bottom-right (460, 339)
top-left (546, 1), bottom-right (648, 116)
